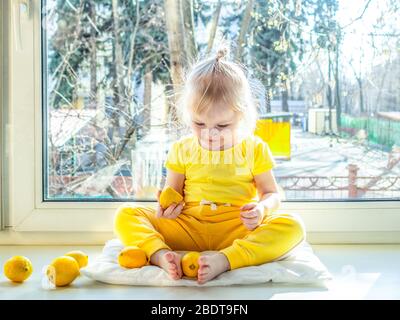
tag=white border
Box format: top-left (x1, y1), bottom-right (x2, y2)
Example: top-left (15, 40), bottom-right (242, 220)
top-left (1, 0), bottom-right (399, 243)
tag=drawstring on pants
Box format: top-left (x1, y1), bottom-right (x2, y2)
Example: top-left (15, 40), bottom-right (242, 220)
top-left (200, 199), bottom-right (231, 211)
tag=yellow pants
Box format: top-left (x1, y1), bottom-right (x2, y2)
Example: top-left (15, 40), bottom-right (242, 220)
top-left (113, 201), bottom-right (306, 270)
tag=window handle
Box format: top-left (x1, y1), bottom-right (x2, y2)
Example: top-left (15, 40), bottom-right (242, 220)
top-left (13, 0), bottom-right (31, 51)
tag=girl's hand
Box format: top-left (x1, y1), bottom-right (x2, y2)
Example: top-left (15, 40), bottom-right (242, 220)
top-left (156, 190), bottom-right (184, 219)
top-left (239, 202), bottom-right (266, 231)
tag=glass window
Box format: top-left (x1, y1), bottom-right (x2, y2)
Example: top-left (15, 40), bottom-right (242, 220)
top-left (42, 0), bottom-right (400, 201)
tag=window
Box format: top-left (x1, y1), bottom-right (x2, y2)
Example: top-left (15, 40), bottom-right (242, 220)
top-left (2, 0), bottom-right (399, 242)
top-left (41, 0), bottom-right (400, 202)
top-left (42, 0), bottom-right (175, 201)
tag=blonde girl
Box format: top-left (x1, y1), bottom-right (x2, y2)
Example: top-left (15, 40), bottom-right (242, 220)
top-left (114, 47), bottom-right (305, 284)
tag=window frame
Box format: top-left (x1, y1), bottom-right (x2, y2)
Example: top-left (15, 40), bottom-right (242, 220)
top-left (1, 0), bottom-right (399, 244)
top-left (0, 0), bottom-right (4, 230)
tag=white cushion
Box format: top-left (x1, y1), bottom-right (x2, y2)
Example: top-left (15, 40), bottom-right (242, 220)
top-left (81, 239), bottom-right (332, 287)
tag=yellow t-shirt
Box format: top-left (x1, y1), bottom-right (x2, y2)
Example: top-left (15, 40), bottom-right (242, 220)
top-left (164, 134), bottom-right (277, 207)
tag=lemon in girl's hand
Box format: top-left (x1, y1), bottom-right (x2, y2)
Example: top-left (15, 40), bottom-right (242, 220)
top-left (46, 256), bottom-right (80, 287)
top-left (65, 250), bottom-right (88, 269)
top-left (4, 256), bottom-right (33, 283)
top-left (118, 247), bottom-right (148, 269)
top-left (159, 186), bottom-right (183, 209)
top-left (181, 252), bottom-right (200, 278)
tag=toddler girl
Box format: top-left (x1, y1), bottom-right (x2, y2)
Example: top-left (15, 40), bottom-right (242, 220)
top-left (114, 47), bottom-right (305, 284)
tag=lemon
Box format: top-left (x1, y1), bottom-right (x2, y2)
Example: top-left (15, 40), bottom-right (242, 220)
top-left (159, 186), bottom-right (183, 209)
top-left (46, 256), bottom-right (80, 287)
top-left (118, 246), bottom-right (148, 269)
top-left (65, 250), bottom-right (88, 268)
top-left (181, 252), bottom-right (200, 278)
top-left (4, 256), bottom-right (33, 283)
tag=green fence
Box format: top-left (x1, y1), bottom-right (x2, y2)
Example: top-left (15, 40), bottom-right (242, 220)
top-left (340, 114), bottom-right (400, 149)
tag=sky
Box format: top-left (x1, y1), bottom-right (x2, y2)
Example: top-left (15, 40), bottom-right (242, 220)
top-left (337, 0), bottom-right (399, 74)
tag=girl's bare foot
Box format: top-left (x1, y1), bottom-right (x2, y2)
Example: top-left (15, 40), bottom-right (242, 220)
top-left (197, 252), bottom-right (230, 284)
top-left (150, 249), bottom-right (183, 280)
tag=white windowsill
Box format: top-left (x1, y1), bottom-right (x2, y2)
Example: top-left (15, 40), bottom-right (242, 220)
top-left (1, 244), bottom-right (399, 299)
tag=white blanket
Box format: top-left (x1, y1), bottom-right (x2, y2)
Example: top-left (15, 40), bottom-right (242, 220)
top-left (81, 239), bottom-right (332, 287)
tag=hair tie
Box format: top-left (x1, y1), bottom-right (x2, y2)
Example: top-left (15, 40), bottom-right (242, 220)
top-left (216, 47), bottom-right (228, 62)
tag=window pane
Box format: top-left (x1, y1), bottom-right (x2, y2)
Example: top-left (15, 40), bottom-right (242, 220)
top-left (42, 0), bottom-right (400, 201)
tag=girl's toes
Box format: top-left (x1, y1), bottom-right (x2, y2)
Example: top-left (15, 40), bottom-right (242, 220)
top-left (198, 258), bottom-right (209, 268)
top-left (168, 268), bottom-right (177, 275)
top-left (167, 265), bottom-right (176, 273)
top-left (197, 276), bottom-right (208, 284)
top-left (198, 256), bottom-right (209, 264)
top-left (199, 274), bottom-right (207, 280)
top-left (169, 269), bottom-right (178, 278)
top-left (197, 268), bottom-right (210, 283)
top-left (168, 263), bottom-right (177, 270)
top-left (198, 267), bottom-right (209, 275)
top-left (199, 266), bottom-right (210, 275)
top-left (165, 251), bottom-right (175, 262)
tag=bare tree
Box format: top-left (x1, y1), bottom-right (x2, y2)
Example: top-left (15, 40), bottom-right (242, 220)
top-left (234, 0), bottom-right (253, 61)
top-left (206, 0), bottom-right (222, 55)
top-left (182, 0), bottom-right (198, 63)
top-left (164, 0), bottom-right (187, 125)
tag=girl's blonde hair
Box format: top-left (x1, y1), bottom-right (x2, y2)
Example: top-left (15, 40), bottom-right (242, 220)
top-left (176, 45), bottom-right (258, 138)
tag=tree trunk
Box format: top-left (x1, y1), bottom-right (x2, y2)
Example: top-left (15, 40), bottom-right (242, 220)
top-left (266, 87), bottom-right (272, 113)
top-left (357, 46), bottom-right (365, 115)
top-left (111, 0), bottom-right (125, 147)
top-left (349, 58), bottom-right (365, 116)
top-left (88, 0), bottom-right (97, 110)
top-left (206, 0), bottom-right (222, 55)
top-left (281, 80), bottom-right (289, 112)
top-left (374, 60), bottom-right (390, 113)
top-left (164, 0), bottom-right (186, 126)
top-left (335, 36), bottom-right (341, 130)
top-left (112, 0), bottom-right (125, 106)
top-left (357, 78), bottom-right (365, 115)
top-left (327, 51), bottom-right (333, 133)
top-left (163, 82), bottom-right (173, 125)
top-left (126, 0), bottom-right (140, 108)
top-left (87, 0), bottom-right (98, 168)
top-left (182, 0), bottom-right (197, 64)
top-left (234, 0), bottom-right (254, 62)
top-left (48, 3), bottom-right (85, 110)
top-left (143, 65), bottom-right (152, 135)
top-left (280, 0), bottom-right (290, 113)
top-left (110, 47), bottom-right (120, 145)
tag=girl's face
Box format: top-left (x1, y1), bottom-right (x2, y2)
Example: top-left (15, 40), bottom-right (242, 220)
top-left (190, 105), bottom-right (241, 151)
